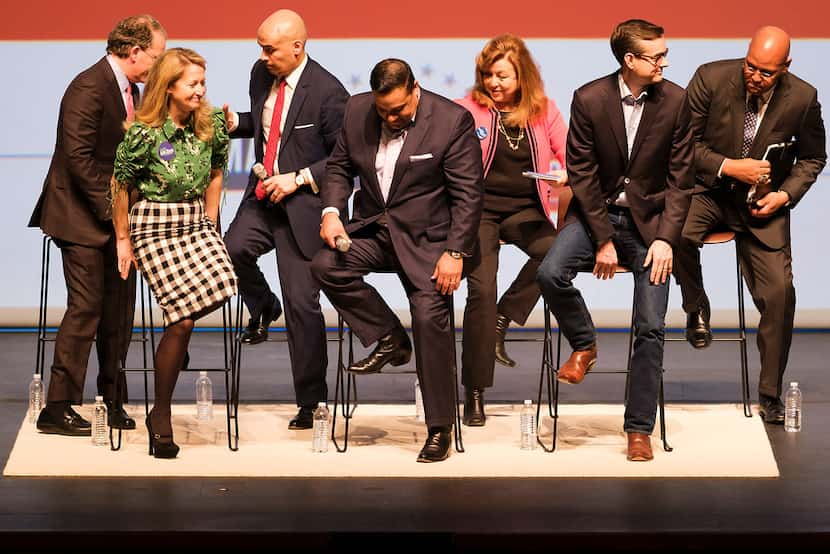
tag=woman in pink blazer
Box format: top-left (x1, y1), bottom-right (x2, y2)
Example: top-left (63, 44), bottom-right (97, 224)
top-left (456, 34), bottom-right (567, 426)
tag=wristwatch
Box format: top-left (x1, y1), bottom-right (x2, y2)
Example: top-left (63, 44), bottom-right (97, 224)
top-left (294, 172), bottom-right (306, 187)
top-left (446, 249), bottom-right (463, 259)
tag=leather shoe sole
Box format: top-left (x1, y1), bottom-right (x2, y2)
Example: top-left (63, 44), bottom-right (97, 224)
top-left (348, 349), bottom-right (411, 374)
top-left (36, 421), bottom-right (92, 437)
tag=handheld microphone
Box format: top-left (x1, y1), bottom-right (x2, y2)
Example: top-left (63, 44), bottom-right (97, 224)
top-left (252, 163), bottom-right (268, 200)
top-left (334, 235), bottom-right (352, 252)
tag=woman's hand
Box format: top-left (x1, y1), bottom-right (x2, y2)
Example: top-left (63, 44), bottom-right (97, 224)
top-left (116, 237), bottom-right (137, 280)
top-left (551, 168), bottom-right (568, 186)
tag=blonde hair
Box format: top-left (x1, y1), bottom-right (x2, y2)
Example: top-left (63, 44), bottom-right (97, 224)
top-left (471, 34), bottom-right (547, 128)
top-left (133, 48), bottom-right (214, 142)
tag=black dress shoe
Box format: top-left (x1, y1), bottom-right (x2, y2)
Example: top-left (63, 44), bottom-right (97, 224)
top-left (463, 387), bottom-right (486, 427)
top-left (241, 295), bottom-right (283, 345)
top-left (288, 407), bottom-right (314, 430)
top-left (105, 400), bottom-right (136, 430)
top-left (417, 427), bottom-right (452, 463)
top-left (495, 313), bottom-right (516, 367)
top-left (685, 302), bottom-right (712, 349)
top-left (36, 405), bottom-right (92, 436)
top-left (759, 394), bottom-right (785, 424)
top-left (348, 327), bottom-right (412, 374)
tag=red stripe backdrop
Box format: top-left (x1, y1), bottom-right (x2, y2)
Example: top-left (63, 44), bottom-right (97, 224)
top-left (4, 0), bottom-right (830, 39)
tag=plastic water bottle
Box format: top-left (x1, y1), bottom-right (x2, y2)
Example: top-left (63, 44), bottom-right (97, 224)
top-left (92, 395), bottom-right (108, 446)
top-left (312, 402), bottom-right (331, 453)
top-left (784, 382), bottom-right (802, 432)
top-left (28, 373), bottom-right (43, 424)
top-left (196, 371), bottom-right (213, 421)
top-left (414, 378), bottom-right (425, 422)
top-left (520, 399), bottom-right (536, 450)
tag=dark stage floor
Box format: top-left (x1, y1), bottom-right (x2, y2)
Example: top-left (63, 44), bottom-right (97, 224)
top-left (1, 329), bottom-right (829, 551)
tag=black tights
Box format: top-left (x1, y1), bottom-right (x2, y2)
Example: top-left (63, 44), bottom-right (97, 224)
top-left (149, 318), bottom-right (194, 437)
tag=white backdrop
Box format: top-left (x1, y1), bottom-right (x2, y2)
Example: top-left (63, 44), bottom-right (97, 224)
top-left (2, 38), bottom-right (828, 327)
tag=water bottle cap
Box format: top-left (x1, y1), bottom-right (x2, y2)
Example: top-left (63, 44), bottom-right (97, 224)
top-left (523, 399), bottom-right (532, 405)
top-left (95, 395), bottom-right (104, 402)
top-left (317, 401), bottom-right (327, 408)
top-left (200, 371), bottom-right (208, 377)
top-left (790, 381), bottom-right (799, 387)
top-left (33, 373), bottom-right (41, 379)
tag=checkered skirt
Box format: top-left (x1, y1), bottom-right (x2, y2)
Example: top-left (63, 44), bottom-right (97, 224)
top-left (129, 198), bottom-right (237, 325)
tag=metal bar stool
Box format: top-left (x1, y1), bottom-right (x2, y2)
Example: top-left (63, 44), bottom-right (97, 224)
top-left (111, 295), bottom-right (239, 451)
top-left (535, 266), bottom-right (671, 454)
top-left (331, 294), bottom-right (464, 454)
top-left (665, 230), bottom-right (751, 417)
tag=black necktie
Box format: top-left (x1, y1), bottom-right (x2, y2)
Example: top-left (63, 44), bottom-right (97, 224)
top-left (741, 95), bottom-right (760, 158)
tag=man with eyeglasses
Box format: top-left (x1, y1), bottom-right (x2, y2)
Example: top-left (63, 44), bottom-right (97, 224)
top-left (673, 26), bottom-right (826, 424)
top-left (29, 15), bottom-right (167, 436)
top-left (536, 19), bottom-right (694, 461)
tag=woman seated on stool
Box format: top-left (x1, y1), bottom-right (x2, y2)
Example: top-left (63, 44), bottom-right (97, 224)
top-left (456, 34), bottom-right (567, 426)
top-left (111, 48), bottom-right (237, 458)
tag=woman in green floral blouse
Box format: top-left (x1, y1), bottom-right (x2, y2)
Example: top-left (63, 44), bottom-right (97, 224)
top-left (111, 48), bottom-right (237, 458)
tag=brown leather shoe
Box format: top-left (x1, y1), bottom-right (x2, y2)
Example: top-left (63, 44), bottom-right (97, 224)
top-left (626, 432), bottom-right (654, 461)
top-left (557, 346), bottom-right (597, 384)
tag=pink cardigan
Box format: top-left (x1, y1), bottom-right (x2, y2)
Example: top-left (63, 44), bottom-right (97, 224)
top-left (456, 95), bottom-right (567, 226)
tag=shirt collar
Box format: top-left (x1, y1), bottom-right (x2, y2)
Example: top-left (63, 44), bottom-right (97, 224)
top-left (747, 83), bottom-right (776, 106)
top-left (618, 73), bottom-right (648, 105)
top-left (106, 54), bottom-right (131, 95)
top-left (278, 53), bottom-right (309, 91)
top-left (162, 115), bottom-right (193, 137)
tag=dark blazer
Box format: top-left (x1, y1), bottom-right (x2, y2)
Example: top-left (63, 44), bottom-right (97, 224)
top-left (323, 89), bottom-right (484, 290)
top-left (686, 59), bottom-right (827, 249)
top-left (29, 57), bottom-right (138, 246)
top-left (232, 57), bottom-right (348, 259)
top-left (565, 72), bottom-right (695, 248)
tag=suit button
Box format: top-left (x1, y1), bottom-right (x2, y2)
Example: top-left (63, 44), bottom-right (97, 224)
top-left (624, 177), bottom-right (630, 184)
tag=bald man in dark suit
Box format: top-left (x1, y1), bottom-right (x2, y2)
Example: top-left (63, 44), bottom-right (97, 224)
top-left (673, 26), bottom-right (826, 423)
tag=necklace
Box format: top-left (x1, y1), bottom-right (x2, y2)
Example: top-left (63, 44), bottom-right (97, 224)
top-left (496, 111), bottom-right (524, 151)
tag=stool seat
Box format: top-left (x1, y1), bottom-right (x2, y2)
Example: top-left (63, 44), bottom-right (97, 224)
top-left (702, 230), bottom-right (736, 245)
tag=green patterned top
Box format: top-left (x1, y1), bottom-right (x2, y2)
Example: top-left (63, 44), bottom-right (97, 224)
top-left (113, 109), bottom-right (229, 202)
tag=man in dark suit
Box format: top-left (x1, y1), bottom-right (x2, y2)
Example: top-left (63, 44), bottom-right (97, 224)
top-left (673, 26), bottom-right (826, 423)
top-left (28, 15), bottom-right (166, 436)
top-left (536, 20), bottom-right (694, 461)
top-left (222, 10), bottom-right (348, 429)
top-left (311, 59), bottom-right (483, 462)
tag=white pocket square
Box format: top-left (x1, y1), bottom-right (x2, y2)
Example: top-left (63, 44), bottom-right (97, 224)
top-left (294, 123), bottom-right (315, 129)
top-left (409, 153), bottom-right (433, 161)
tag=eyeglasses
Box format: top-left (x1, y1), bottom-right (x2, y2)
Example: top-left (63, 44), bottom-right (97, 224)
top-left (634, 50), bottom-right (669, 67)
top-left (140, 48), bottom-right (160, 62)
top-left (744, 60), bottom-right (779, 79)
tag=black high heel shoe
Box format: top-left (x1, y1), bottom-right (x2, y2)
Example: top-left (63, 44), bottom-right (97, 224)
top-left (146, 415), bottom-right (180, 459)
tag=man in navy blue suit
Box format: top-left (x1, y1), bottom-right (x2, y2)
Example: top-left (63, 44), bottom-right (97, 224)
top-left (223, 9), bottom-right (348, 429)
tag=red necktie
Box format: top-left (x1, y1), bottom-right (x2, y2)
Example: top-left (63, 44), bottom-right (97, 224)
top-left (125, 85), bottom-right (135, 122)
top-left (257, 80), bottom-right (287, 200)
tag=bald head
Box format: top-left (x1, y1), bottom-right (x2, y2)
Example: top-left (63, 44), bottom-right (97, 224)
top-left (743, 26), bottom-right (792, 96)
top-left (747, 26), bottom-right (791, 67)
top-left (256, 10), bottom-right (308, 77)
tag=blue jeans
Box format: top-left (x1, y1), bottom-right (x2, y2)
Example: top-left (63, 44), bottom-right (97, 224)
top-left (536, 211), bottom-right (668, 434)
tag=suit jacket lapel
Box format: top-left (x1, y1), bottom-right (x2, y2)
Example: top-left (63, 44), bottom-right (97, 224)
top-left (253, 66), bottom-right (271, 149)
top-left (729, 71), bottom-right (748, 158)
top-left (751, 76), bottom-right (790, 158)
top-left (387, 91), bottom-right (432, 204)
top-left (363, 106), bottom-right (383, 199)
top-left (280, 61), bottom-right (313, 151)
top-left (100, 58), bottom-right (127, 121)
top-left (602, 74), bottom-right (629, 165)
top-left (628, 84), bottom-right (660, 164)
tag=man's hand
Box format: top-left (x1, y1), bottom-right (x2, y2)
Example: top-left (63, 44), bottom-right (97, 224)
top-left (320, 212), bottom-right (347, 249)
top-left (722, 158), bottom-right (772, 186)
top-left (116, 237), bottom-right (137, 280)
top-left (750, 190), bottom-right (790, 218)
top-left (593, 240), bottom-right (618, 280)
top-left (222, 104), bottom-right (233, 129)
top-left (264, 172), bottom-right (299, 203)
top-left (644, 239), bottom-right (673, 285)
top-left (431, 252), bottom-right (463, 295)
